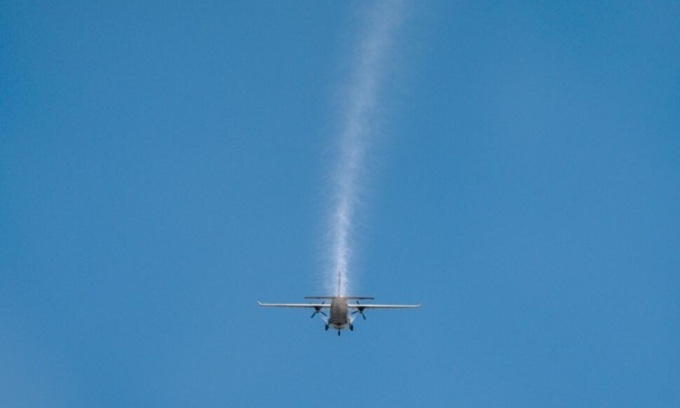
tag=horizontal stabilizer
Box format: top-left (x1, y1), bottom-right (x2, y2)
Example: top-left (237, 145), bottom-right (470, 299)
top-left (305, 296), bottom-right (375, 300)
top-left (348, 303), bottom-right (421, 309)
top-left (257, 301), bottom-right (329, 308)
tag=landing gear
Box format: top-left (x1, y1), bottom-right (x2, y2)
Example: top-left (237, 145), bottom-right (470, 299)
top-left (325, 325), bottom-right (329, 331)
top-left (349, 324), bottom-right (354, 331)
top-left (337, 330), bottom-right (341, 336)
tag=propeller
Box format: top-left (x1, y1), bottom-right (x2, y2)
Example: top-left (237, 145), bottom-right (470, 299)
top-left (311, 301), bottom-right (327, 319)
top-left (351, 300), bottom-right (367, 320)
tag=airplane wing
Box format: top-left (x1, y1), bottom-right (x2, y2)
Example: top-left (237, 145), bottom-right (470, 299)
top-left (257, 301), bottom-right (330, 308)
top-left (348, 303), bottom-right (421, 309)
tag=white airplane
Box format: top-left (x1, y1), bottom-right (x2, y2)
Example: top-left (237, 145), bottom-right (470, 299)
top-left (258, 273), bottom-right (420, 336)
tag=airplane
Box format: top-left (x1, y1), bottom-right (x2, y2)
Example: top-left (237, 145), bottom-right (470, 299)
top-left (258, 272), bottom-right (420, 336)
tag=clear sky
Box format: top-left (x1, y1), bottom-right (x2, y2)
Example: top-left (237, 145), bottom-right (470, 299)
top-left (2, 1), bottom-right (679, 407)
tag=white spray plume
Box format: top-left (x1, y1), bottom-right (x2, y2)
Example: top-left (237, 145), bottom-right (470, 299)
top-left (328, 0), bottom-right (405, 297)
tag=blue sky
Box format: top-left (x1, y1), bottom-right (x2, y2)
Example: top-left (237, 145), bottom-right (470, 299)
top-left (2, 1), bottom-right (679, 406)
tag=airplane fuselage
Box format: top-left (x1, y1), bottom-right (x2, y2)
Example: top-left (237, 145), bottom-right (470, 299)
top-left (328, 297), bottom-right (350, 330)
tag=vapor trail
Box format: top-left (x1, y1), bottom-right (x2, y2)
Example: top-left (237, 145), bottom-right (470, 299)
top-left (328, 1), bottom-right (405, 296)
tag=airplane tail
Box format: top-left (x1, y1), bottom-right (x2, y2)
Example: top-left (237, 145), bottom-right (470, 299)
top-left (305, 296), bottom-right (374, 300)
top-left (304, 270), bottom-right (373, 299)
